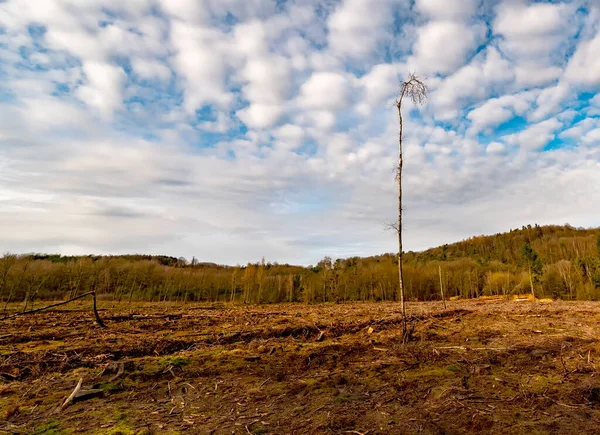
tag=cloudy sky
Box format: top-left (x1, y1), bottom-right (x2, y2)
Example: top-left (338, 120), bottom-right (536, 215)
top-left (0, 0), bottom-right (599, 265)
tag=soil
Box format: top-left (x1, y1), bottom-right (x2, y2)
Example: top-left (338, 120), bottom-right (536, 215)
top-left (2, 299), bottom-right (600, 434)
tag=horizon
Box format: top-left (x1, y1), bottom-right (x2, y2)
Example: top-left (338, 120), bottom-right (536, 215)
top-left (1, 0), bottom-right (600, 265)
top-left (10, 222), bottom-right (599, 267)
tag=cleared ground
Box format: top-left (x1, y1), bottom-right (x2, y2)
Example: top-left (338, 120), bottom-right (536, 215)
top-left (2, 300), bottom-right (600, 434)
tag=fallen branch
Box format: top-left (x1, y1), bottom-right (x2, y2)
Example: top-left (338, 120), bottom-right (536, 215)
top-left (543, 395), bottom-right (591, 409)
top-left (560, 343), bottom-right (574, 375)
top-left (258, 377), bottom-right (271, 388)
top-left (109, 362), bottom-right (125, 382)
top-left (74, 389), bottom-right (104, 401)
top-left (0, 291), bottom-right (106, 327)
top-left (61, 378), bottom-right (83, 410)
top-left (436, 346), bottom-right (511, 352)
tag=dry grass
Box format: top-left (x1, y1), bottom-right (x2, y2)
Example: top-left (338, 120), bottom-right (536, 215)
top-left (2, 299), bottom-right (600, 434)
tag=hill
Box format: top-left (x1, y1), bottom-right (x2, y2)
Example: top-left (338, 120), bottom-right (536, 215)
top-left (407, 224), bottom-right (598, 264)
top-left (1, 224), bottom-right (599, 306)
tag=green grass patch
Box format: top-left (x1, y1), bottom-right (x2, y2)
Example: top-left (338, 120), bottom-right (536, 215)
top-left (157, 356), bottom-right (190, 368)
top-left (334, 393), bottom-right (352, 403)
top-left (32, 419), bottom-right (70, 435)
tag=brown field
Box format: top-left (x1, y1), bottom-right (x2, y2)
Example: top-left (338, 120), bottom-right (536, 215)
top-left (2, 300), bottom-right (600, 434)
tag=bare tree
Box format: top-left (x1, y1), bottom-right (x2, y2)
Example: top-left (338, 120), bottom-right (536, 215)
top-left (395, 73), bottom-right (428, 328)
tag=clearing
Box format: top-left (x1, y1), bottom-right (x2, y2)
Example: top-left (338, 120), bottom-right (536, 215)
top-left (2, 300), bottom-right (600, 434)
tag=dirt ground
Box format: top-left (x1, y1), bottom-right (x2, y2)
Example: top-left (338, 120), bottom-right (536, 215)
top-left (2, 299), bottom-right (600, 434)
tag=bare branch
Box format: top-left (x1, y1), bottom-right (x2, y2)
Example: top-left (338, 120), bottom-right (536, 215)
top-left (383, 222), bottom-right (400, 234)
top-left (397, 72), bottom-right (428, 107)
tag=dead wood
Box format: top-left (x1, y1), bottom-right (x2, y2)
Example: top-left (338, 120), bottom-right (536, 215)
top-left (73, 389), bottom-right (104, 401)
top-left (0, 372), bottom-right (17, 381)
top-left (109, 362), bottom-right (125, 382)
top-left (1, 291), bottom-right (106, 328)
top-left (436, 346), bottom-right (511, 351)
top-left (61, 378), bottom-right (83, 410)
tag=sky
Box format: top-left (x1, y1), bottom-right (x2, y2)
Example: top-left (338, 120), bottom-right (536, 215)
top-left (0, 0), bottom-right (599, 266)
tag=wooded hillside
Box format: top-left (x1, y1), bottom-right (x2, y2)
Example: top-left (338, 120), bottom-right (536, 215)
top-left (1, 224), bottom-right (599, 307)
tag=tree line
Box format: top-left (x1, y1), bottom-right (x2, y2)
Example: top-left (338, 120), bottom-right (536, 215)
top-left (1, 224), bottom-right (599, 309)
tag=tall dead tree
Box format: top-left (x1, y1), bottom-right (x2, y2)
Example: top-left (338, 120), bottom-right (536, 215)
top-left (395, 73), bottom-right (428, 327)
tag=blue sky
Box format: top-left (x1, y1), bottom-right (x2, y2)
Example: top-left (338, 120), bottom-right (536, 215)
top-left (0, 0), bottom-right (599, 265)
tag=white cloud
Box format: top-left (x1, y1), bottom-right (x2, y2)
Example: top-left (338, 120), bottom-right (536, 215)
top-left (415, 0), bottom-right (479, 20)
top-left (356, 63), bottom-right (405, 114)
top-left (236, 104), bottom-right (283, 130)
top-left (559, 118), bottom-right (599, 140)
top-left (493, 1), bottom-right (575, 63)
top-left (19, 97), bottom-right (93, 131)
top-left (582, 128), bottom-right (600, 145)
top-left (504, 118), bottom-right (562, 150)
top-left (327, 0), bottom-right (397, 59)
top-left (529, 82), bottom-right (571, 122)
top-left (430, 46), bottom-right (514, 120)
top-left (272, 124), bottom-right (305, 151)
top-left (469, 105), bottom-right (512, 133)
top-left (494, 2), bottom-right (565, 38)
top-left (239, 56), bottom-right (291, 104)
top-left (467, 91), bottom-right (536, 134)
top-left (514, 65), bottom-right (562, 88)
top-left (131, 57), bottom-right (172, 81)
top-left (299, 71), bottom-right (351, 110)
top-left (235, 53), bottom-right (292, 128)
top-left (410, 20), bottom-right (485, 75)
top-left (76, 62), bottom-right (127, 116)
top-left (566, 31), bottom-right (600, 86)
top-left (589, 93), bottom-right (600, 116)
top-left (486, 142), bottom-right (506, 154)
top-left (158, 0), bottom-right (210, 23)
top-left (169, 22), bottom-right (234, 112)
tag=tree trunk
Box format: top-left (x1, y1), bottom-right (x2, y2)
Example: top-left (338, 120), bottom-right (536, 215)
top-left (397, 95), bottom-right (406, 324)
top-left (230, 273), bottom-right (236, 303)
top-left (468, 271), bottom-right (473, 299)
top-left (439, 265), bottom-right (446, 309)
top-left (529, 265), bottom-right (536, 299)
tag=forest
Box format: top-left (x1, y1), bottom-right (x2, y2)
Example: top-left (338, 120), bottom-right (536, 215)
top-left (1, 224), bottom-right (599, 308)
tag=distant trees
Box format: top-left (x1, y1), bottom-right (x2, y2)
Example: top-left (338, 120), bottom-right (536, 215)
top-left (556, 259), bottom-right (575, 299)
top-left (0, 226), bottom-right (599, 306)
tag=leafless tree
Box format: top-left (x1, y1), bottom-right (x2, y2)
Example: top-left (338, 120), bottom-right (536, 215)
top-left (395, 73), bottom-right (428, 330)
